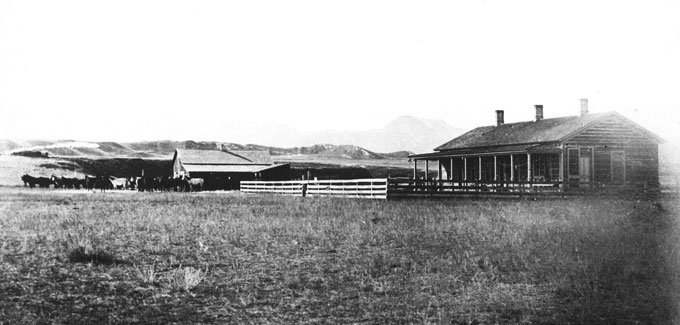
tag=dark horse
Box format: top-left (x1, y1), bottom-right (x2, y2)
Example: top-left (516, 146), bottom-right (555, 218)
top-left (84, 176), bottom-right (98, 190)
top-left (21, 174), bottom-right (52, 188)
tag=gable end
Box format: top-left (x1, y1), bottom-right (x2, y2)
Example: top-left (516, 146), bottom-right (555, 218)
top-left (562, 113), bottom-right (662, 146)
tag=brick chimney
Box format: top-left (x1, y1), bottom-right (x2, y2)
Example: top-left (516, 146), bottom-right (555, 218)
top-left (496, 110), bottom-right (504, 126)
top-left (535, 104), bottom-right (544, 121)
top-left (580, 98), bottom-right (589, 116)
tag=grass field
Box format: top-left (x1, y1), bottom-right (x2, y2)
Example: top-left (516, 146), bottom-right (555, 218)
top-left (0, 188), bottom-right (679, 323)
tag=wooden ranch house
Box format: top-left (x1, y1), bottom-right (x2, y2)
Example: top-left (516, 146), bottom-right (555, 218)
top-left (408, 99), bottom-right (663, 193)
top-left (172, 149), bottom-right (290, 190)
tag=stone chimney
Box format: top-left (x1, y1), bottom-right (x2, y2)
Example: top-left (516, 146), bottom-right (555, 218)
top-left (580, 98), bottom-right (589, 116)
top-left (535, 105), bottom-right (544, 121)
top-left (496, 110), bottom-right (504, 126)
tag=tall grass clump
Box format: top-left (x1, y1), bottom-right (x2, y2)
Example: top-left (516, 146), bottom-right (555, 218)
top-left (134, 263), bottom-right (158, 285)
top-left (167, 266), bottom-right (206, 291)
top-left (62, 223), bottom-right (115, 265)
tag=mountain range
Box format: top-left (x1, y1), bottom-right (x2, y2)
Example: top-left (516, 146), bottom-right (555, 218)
top-left (204, 115), bottom-right (466, 154)
top-left (0, 116), bottom-right (467, 159)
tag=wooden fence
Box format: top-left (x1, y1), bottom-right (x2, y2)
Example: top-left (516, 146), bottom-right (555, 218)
top-left (387, 178), bottom-right (563, 197)
top-left (387, 178), bottom-right (660, 197)
top-left (240, 179), bottom-right (388, 199)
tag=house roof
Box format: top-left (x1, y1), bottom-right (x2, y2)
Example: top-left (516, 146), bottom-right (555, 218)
top-left (433, 111), bottom-right (662, 153)
top-left (174, 149), bottom-right (272, 165)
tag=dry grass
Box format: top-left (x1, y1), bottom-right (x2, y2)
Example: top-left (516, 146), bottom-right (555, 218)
top-left (0, 187), bottom-right (678, 323)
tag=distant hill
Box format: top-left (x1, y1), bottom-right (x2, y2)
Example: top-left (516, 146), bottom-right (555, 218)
top-left (298, 116), bottom-right (465, 154)
top-left (207, 116), bottom-right (466, 154)
top-left (1, 140), bottom-right (412, 161)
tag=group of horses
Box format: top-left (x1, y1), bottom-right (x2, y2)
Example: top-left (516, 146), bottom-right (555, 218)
top-left (20, 174), bottom-right (205, 192)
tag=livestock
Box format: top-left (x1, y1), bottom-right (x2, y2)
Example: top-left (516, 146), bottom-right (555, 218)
top-left (184, 177), bottom-right (204, 192)
top-left (97, 175), bottom-right (113, 192)
top-left (52, 176), bottom-right (80, 189)
top-left (50, 175), bottom-right (62, 188)
top-left (21, 174), bottom-right (52, 188)
top-left (109, 177), bottom-right (129, 190)
top-left (137, 176), bottom-right (160, 192)
top-left (84, 176), bottom-right (98, 190)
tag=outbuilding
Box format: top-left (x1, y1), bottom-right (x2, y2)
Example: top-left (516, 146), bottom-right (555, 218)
top-left (409, 99), bottom-right (663, 192)
top-left (172, 149), bottom-right (290, 190)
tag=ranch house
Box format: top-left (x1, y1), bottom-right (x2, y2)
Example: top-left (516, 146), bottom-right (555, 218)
top-left (408, 99), bottom-right (663, 192)
top-left (172, 149), bottom-right (290, 190)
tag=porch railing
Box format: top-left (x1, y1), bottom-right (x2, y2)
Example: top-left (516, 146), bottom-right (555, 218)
top-left (387, 178), bottom-right (659, 197)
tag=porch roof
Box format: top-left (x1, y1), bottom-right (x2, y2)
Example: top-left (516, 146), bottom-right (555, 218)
top-left (409, 143), bottom-right (561, 160)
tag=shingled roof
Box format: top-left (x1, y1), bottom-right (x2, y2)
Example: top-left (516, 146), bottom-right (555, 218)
top-left (174, 149), bottom-right (272, 165)
top-left (433, 111), bottom-right (661, 153)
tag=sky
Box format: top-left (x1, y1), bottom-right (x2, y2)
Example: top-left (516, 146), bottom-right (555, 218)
top-left (1, 0), bottom-right (679, 143)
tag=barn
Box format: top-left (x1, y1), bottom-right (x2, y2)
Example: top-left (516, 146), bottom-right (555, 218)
top-left (409, 99), bottom-right (663, 192)
top-left (172, 149), bottom-right (290, 190)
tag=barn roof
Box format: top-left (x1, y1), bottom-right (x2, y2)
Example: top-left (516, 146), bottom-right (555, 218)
top-left (432, 111), bottom-right (662, 152)
top-left (174, 149), bottom-right (272, 165)
top-left (231, 151), bottom-right (273, 165)
top-left (183, 164), bottom-right (285, 173)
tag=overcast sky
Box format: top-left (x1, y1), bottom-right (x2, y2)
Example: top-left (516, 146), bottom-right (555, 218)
top-left (1, 0), bottom-right (679, 143)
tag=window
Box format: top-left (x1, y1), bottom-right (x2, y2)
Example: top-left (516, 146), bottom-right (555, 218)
top-left (568, 149), bottom-right (579, 176)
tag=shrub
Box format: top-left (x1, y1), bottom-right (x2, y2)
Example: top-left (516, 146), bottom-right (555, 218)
top-left (135, 263), bottom-right (158, 285)
top-left (166, 266), bottom-right (206, 291)
top-left (63, 226), bottom-right (115, 265)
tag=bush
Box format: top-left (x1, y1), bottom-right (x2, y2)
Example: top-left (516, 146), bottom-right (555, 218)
top-left (63, 226), bottom-right (115, 265)
top-left (166, 266), bottom-right (206, 291)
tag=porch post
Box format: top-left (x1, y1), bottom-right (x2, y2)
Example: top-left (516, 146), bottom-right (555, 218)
top-left (437, 160), bottom-right (441, 180)
top-left (510, 154), bottom-right (514, 181)
top-left (425, 160), bottom-right (429, 180)
top-left (559, 150), bottom-right (564, 188)
top-left (463, 157), bottom-right (467, 181)
top-left (527, 153), bottom-right (531, 181)
top-left (493, 156), bottom-right (498, 181)
top-left (413, 160), bottom-right (417, 179)
top-left (450, 158), bottom-right (454, 181)
top-left (478, 156), bottom-right (482, 181)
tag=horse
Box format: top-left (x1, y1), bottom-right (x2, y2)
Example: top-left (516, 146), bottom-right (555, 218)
top-left (76, 178), bottom-right (87, 189)
top-left (184, 176), bottom-right (204, 192)
top-left (84, 176), bottom-right (98, 190)
top-left (62, 177), bottom-right (80, 189)
top-left (97, 175), bottom-right (113, 192)
top-left (50, 175), bottom-right (62, 188)
top-left (52, 176), bottom-right (79, 189)
top-left (21, 174), bottom-right (53, 188)
top-left (109, 177), bottom-right (129, 190)
top-left (21, 174), bottom-right (37, 188)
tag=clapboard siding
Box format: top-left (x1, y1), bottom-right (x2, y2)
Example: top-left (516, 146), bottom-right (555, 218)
top-left (565, 116), bottom-right (659, 185)
top-left (568, 117), bottom-right (653, 146)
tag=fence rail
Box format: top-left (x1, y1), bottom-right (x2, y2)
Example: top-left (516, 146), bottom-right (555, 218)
top-left (387, 178), bottom-right (562, 195)
top-left (241, 178), bottom-right (388, 199)
top-left (387, 178), bottom-right (660, 197)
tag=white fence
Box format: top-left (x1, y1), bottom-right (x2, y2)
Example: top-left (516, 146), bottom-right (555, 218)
top-left (240, 179), bottom-right (388, 199)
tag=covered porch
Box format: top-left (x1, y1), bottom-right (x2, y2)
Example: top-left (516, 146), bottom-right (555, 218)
top-left (395, 144), bottom-right (564, 194)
